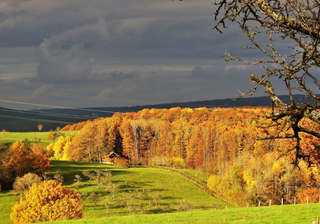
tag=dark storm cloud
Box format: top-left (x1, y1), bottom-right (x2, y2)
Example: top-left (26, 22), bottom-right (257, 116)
top-left (0, 0), bottom-right (286, 109)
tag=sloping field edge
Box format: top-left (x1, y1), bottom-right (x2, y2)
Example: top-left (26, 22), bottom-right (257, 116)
top-left (158, 167), bottom-right (230, 206)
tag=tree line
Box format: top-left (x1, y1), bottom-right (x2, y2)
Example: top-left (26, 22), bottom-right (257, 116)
top-left (56, 106), bottom-right (320, 205)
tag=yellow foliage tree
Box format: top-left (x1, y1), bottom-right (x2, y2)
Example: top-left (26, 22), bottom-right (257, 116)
top-left (61, 142), bottom-right (72, 161)
top-left (53, 136), bottom-right (72, 160)
top-left (10, 180), bottom-right (84, 224)
top-left (173, 157), bottom-right (184, 169)
top-left (207, 175), bottom-right (222, 193)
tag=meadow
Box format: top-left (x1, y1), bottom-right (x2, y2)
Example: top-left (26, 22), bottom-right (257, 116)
top-left (1, 160), bottom-right (320, 224)
top-left (0, 160), bottom-right (231, 224)
top-left (52, 203), bottom-right (320, 224)
top-left (0, 131), bottom-right (78, 145)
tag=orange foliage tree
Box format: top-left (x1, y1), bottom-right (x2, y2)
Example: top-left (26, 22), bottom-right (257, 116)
top-left (10, 180), bottom-right (84, 224)
top-left (8, 141), bottom-right (50, 177)
top-left (297, 187), bottom-right (320, 204)
top-left (37, 124), bottom-right (43, 132)
top-left (46, 132), bottom-right (55, 142)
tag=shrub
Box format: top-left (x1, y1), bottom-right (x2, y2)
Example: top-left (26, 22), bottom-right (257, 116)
top-left (114, 158), bottom-right (130, 168)
top-left (130, 158), bottom-right (147, 166)
top-left (207, 175), bottom-right (222, 193)
top-left (173, 157), bottom-right (184, 169)
top-left (148, 156), bottom-right (172, 167)
top-left (13, 173), bottom-right (42, 198)
top-left (10, 180), bottom-right (84, 224)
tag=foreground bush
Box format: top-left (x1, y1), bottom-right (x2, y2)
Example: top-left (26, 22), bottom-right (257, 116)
top-left (10, 180), bottom-right (84, 224)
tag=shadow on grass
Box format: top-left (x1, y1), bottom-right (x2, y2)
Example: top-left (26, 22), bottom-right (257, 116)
top-left (48, 161), bottom-right (132, 186)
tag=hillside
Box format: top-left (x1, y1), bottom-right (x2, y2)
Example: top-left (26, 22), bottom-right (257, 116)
top-left (0, 160), bottom-right (232, 224)
top-left (37, 94), bottom-right (311, 118)
top-left (0, 107), bottom-right (89, 132)
top-left (0, 95), bottom-right (311, 132)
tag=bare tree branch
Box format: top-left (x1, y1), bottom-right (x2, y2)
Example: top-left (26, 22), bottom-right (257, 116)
top-left (213, 0), bottom-right (320, 165)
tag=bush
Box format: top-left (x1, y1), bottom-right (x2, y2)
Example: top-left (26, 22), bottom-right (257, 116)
top-left (207, 175), bottom-right (222, 193)
top-left (114, 158), bottom-right (130, 168)
top-left (148, 156), bottom-right (172, 167)
top-left (173, 157), bottom-right (184, 169)
top-left (130, 158), bottom-right (147, 166)
top-left (13, 173), bottom-right (42, 198)
top-left (10, 180), bottom-right (84, 224)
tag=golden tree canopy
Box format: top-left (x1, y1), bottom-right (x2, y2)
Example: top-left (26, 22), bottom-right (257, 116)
top-left (10, 180), bottom-right (84, 224)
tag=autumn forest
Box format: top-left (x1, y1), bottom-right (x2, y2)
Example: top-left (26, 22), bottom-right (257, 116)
top-left (49, 106), bottom-right (320, 206)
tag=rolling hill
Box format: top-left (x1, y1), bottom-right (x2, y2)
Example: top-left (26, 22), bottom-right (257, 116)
top-left (0, 95), bottom-right (311, 131)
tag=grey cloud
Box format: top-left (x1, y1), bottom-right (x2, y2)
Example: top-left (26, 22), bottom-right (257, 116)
top-left (35, 40), bottom-right (94, 83)
top-left (0, 0), bottom-right (292, 110)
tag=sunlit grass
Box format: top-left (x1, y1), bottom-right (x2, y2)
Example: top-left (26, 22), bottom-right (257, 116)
top-left (0, 160), bottom-right (232, 223)
top-left (52, 203), bottom-right (320, 224)
top-left (176, 168), bottom-right (210, 184)
top-left (0, 131), bottom-right (78, 146)
top-left (0, 191), bottom-right (19, 224)
top-left (47, 161), bottom-right (232, 219)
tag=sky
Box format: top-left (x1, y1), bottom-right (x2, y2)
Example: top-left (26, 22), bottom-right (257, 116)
top-left (0, 0), bottom-right (285, 110)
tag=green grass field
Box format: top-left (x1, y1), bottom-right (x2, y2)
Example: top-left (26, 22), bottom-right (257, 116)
top-left (0, 160), bottom-right (231, 224)
top-left (0, 131), bottom-right (78, 146)
top-left (176, 169), bottom-right (210, 184)
top-left (2, 160), bottom-right (320, 224)
top-left (52, 203), bottom-right (320, 224)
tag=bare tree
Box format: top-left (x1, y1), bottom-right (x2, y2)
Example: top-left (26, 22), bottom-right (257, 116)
top-left (210, 0), bottom-right (320, 165)
top-left (13, 173), bottom-right (42, 199)
top-left (74, 174), bottom-right (82, 192)
top-left (103, 196), bottom-right (113, 214)
top-left (88, 192), bottom-right (101, 210)
top-left (82, 170), bottom-right (95, 185)
top-left (53, 173), bottom-right (64, 183)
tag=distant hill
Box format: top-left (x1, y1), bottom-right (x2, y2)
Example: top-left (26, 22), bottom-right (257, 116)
top-left (0, 107), bottom-right (88, 132)
top-left (0, 95), bottom-right (311, 132)
top-left (37, 94), bottom-right (310, 118)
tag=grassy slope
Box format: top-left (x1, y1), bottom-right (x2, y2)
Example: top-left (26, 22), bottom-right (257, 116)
top-left (176, 169), bottom-right (210, 184)
top-left (48, 161), bottom-right (232, 218)
top-left (52, 203), bottom-right (320, 224)
top-left (2, 160), bottom-right (320, 224)
top-left (0, 192), bottom-right (19, 224)
top-left (0, 160), bottom-right (231, 224)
